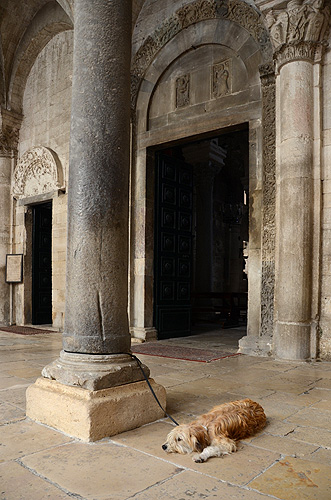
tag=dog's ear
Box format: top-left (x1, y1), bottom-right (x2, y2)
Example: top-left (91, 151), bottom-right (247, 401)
top-left (189, 424), bottom-right (209, 452)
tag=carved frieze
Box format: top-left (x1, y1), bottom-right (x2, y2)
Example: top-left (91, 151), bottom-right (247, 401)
top-left (13, 146), bottom-right (64, 198)
top-left (176, 74), bottom-right (190, 108)
top-left (212, 59), bottom-right (232, 98)
top-left (131, 0), bottom-right (272, 109)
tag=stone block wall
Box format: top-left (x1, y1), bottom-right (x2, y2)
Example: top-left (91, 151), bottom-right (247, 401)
top-left (13, 30), bottom-right (73, 330)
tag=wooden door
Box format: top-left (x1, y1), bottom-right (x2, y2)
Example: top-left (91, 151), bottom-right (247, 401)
top-left (32, 202), bottom-right (52, 324)
top-left (154, 153), bottom-right (193, 338)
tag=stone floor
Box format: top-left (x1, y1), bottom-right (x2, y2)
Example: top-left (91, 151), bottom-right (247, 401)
top-left (0, 326), bottom-right (331, 500)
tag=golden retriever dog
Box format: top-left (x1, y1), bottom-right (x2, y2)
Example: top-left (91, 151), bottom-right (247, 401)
top-left (162, 398), bottom-right (266, 462)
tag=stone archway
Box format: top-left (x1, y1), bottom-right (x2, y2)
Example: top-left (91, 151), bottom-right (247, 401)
top-left (130, 0), bottom-right (275, 353)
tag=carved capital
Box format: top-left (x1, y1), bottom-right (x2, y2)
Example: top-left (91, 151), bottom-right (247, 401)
top-left (266, 0), bottom-right (330, 65)
top-left (275, 39), bottom-right (327, 70)
top-left (0, 126), bottom-right (19, 157)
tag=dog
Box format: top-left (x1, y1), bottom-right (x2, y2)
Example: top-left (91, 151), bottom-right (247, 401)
top-left (162, 398), bottom-right (266, 462)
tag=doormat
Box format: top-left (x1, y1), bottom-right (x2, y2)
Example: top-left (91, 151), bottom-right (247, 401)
top-left (0, 325), bottom-right (53, 335)
top-left (131, 343), bottom-right (240, 362)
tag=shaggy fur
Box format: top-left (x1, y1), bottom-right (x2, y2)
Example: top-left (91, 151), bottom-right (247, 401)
top-left (162, 398), bottom-right (266, 462)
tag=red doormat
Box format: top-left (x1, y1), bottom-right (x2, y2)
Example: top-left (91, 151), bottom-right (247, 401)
top-left (131, 343), bottom-right (240, 362)
top-left (0, 325), bottom-right (53, 335)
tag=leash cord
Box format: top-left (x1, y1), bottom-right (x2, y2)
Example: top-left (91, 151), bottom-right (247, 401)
top-left (127, 352), bottom-right (179, 426)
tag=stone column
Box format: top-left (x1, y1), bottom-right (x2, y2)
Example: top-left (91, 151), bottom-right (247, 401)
top-left (267, 0), bottom-right (330, 360)
top-left (0, 111), bottom-right (20, 325)
top-left (27, 0), bottom-right (165, 441)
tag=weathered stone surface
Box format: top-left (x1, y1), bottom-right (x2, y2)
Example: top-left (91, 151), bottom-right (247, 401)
top-left (26, 377), bottom-right (166, 441)
top-left (41, 351), bottom-right (149, 390)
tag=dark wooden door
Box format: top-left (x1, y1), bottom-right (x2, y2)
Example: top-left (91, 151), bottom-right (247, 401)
top-left (32, 202), bottom-right (52, 324)
top-left (154, 153), bottom-right (193, 338)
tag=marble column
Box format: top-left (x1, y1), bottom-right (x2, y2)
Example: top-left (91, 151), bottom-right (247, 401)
top-left (27, 0), bottom-right (165, 441)
top-left (267, 0), bottom-right (330, 360)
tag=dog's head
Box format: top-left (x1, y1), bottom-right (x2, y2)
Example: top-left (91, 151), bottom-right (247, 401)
top-left (162, 424), bottom-right (209, 455)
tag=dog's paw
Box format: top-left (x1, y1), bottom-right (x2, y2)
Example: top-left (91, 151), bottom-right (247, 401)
top-left (193, 455), bottom-right (205, 463)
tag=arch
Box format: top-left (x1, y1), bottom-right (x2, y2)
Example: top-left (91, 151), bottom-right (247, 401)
top-left (8, 1), bottom-right (72, 114)
top-left (13, 146), bottom-right (64, 198)
top-left (131, 0), bottom-right (273, 109)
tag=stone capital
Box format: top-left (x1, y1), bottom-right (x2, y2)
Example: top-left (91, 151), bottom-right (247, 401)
top-left (0, 108), bottom-right (23, 157)
top-left (266, 0), bottom-right (330, 70)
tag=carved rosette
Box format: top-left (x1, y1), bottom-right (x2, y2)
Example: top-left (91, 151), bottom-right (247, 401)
top-left (266, 0), bottom-right (330, 70)
top-left (259, 62), bottom-right (276, 338)
top-left (13, 146), bottom-right (64, 198)
top-left (131, 0), bottom-right (272, 109)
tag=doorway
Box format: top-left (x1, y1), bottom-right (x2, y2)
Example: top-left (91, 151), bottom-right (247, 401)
top-left (153, 126), bottom-right (249, 339)
top-left (32, 202), bottom-right (52, 325)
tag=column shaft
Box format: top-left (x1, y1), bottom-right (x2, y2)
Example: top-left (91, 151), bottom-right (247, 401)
top-left (0, 154), bottom-right (11, 324)
top-left (275, 60), bottom-right (314, 360)
top-left (63, 0), bottom-right (132, 354)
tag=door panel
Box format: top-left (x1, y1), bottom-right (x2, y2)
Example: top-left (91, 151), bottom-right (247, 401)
top-left (32, 202), bottom-right (52, 324)
top-left (154, 153), bottom-right (193, 338)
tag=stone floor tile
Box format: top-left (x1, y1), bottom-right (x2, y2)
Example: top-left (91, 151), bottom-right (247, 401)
top-left (313, 378), bottom-right (331, 389)
top-left (21, 441), bottom-right (180, 500)
top-left (0, 461), bottom-right (72, 500)
top-left (286, 407), bottom-right (331, 430)
top-left (290, 426), bottom-right (331, 448)
top-left (0, 402), bottom-right (25, 424)
top-left (249, 456), bottom-right (331, 500)
top-left (132, 470), bottom-right (270, 500)
top-left (4, 366), bottom-right (42, 379)
top-left (257, 399), bottom-right (301, 420)
top-left (311, 400), bottom-right (331, 410)
top-left (264, 420), bottom-right (298, 437)
top-left (307, 448), bottom-right (331, 466)
top-left (112, 421), bottom-right (280, 486)
top-left (307, 387), bottom-right (331, 400)
top-left (0, 376), bottom-right (28, 390)
top-left (249, 434), bottom-right (319, 458)
top-left (260, 390), bottom-right (324, 407)
top-left (0, 385), bottom-right (29, 409)
top-left (0, 419), bottom-right (73, 461)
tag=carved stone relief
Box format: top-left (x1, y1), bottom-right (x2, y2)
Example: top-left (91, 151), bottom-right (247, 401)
top-left (212, 59), bottom-right (232, 98)
top-left (259, 62), bottom-right (276, 338)
top-left (131, 0), bottom-right (273, 109)
top-left (13, 146), bottom-right (64, 198)
top-left (0, 126), bottom-right (19, 157)
top-left (266, 0), bottom-right (330, 68)
top-left (176, 74), bottom-right (190, 108)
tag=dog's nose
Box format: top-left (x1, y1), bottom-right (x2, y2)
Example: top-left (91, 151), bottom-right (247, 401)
top-left (162, 444), bottom-right (167, 450)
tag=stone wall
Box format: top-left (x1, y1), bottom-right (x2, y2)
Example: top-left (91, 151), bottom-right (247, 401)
top-left (13, 30), bottom-right (73, 329)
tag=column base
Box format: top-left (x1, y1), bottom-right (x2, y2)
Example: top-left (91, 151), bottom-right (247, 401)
top-left (130, 327), bottom-right (157, 342)
top-left (274, 322), bottom-right (311, 360)
top-left (42, 351), bottom-right (150, 391)
top-left (238, 335), bottom-right (273, 357)
top-left (26, 377), bottom-right (166, 442)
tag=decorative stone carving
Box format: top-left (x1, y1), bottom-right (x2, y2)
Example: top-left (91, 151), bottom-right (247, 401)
top-left (266, 0), bottom-right (330, 68)
top-left (266, 0), bottom-right (330, 48)
top-left (212, 59), bottom-right (232, 98)
top-left (176, 74), bottom-right (190, 108)
top-left (0, 126), bottom-right (19, 157)
top-left (131, 0), bottom-right (273, 109)
top-left (13, 146), bottom-right (64, 198)
top-left (259, 62), bottom-right (276, 338)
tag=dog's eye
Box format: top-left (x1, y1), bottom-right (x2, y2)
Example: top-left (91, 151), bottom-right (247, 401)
top-left (177, 437), bottom-right (182, 442)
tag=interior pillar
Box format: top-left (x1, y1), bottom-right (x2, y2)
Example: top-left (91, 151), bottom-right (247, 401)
top-left (26, 0), bottom-right (165, 440)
